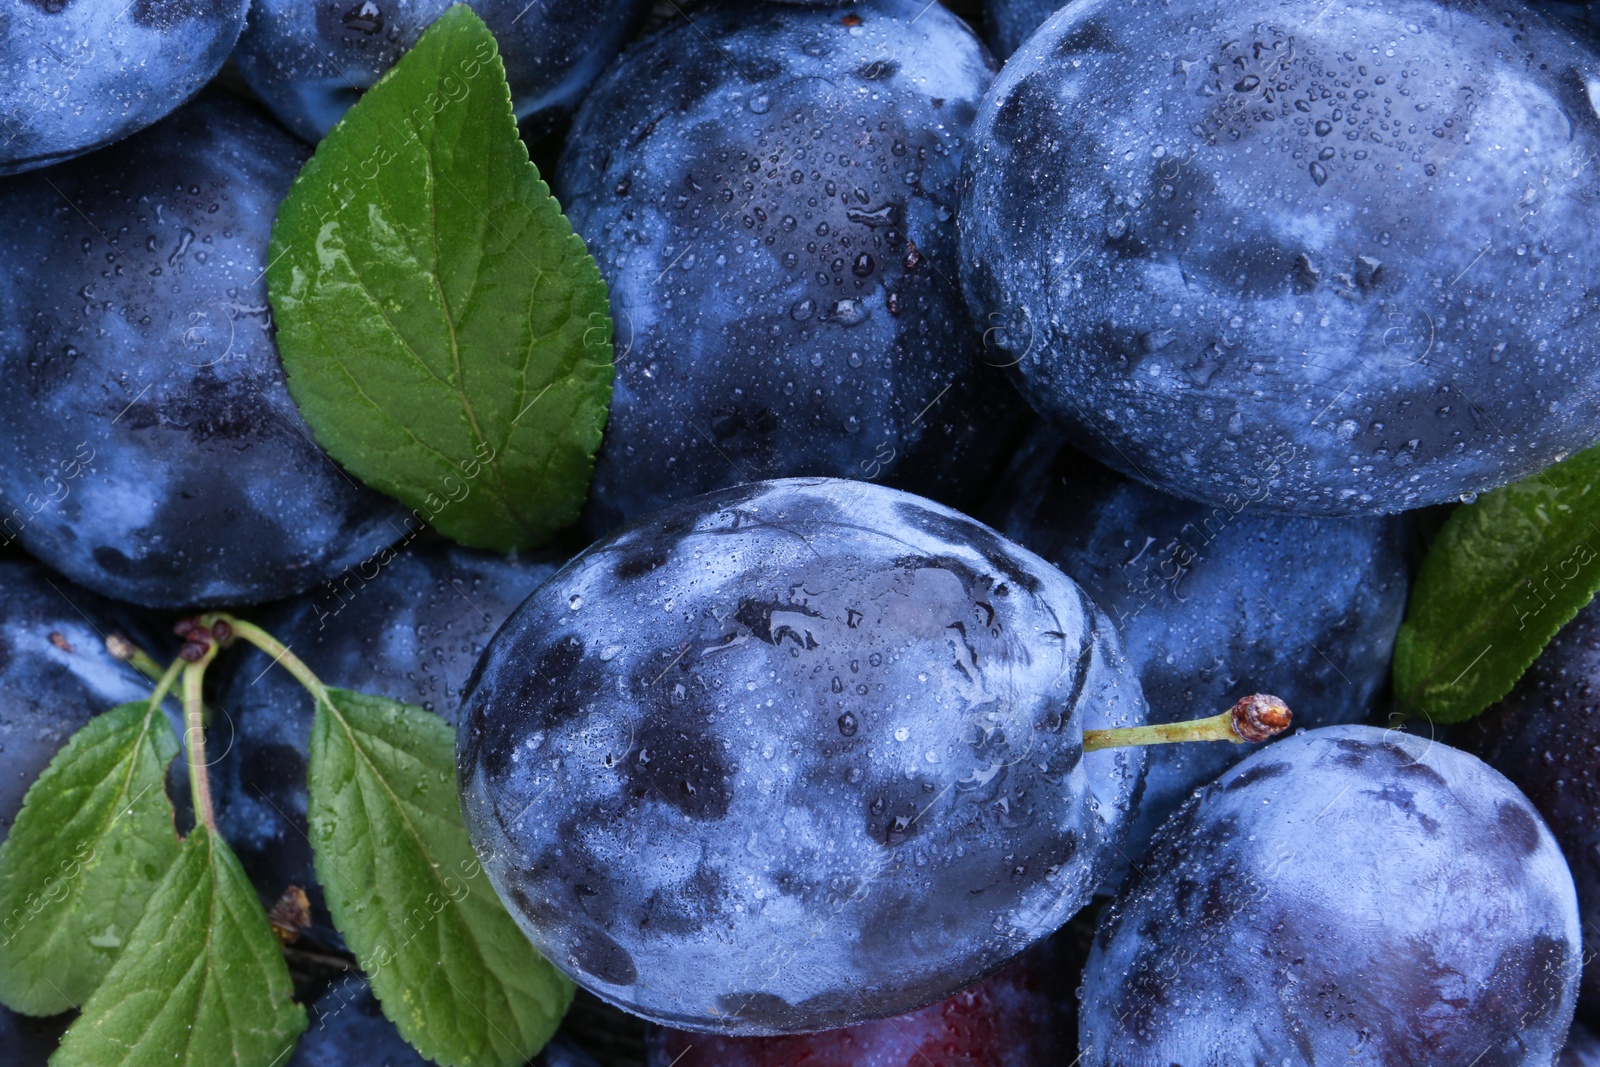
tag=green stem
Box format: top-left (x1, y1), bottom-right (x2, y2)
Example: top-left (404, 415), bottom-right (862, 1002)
top-left (209, 614), bottom-right (329, 704)
top-left (1084, 694), bottom-right (1292, 753)
top-left (145, 655), bottom-right (184, 711)
top-left (106, 634), bottom-right (168, 687)
top-left (183, 645), bottom-right (218, 832)
top-left (115, 636), bottom-right (216, 723)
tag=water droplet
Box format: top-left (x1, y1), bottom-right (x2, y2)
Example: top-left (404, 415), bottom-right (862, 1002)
top-left (568, 594), bottom-right (582, 611)
top-left (791, 298), bottom-right (815, 321)
top-left (342, 0), bottom-right (383, 34)
top-left (838, 713), bottom-right (859, 736)
top-left (748, 93), bottom-right (770, 114)
top-left (1308, 162), bottom-right (1329, 187)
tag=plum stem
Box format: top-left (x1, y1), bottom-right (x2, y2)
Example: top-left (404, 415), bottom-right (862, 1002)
top-left (182, 641), bottom-right (219, 833)
top-left (106, 632), bottom-right (166, 685)
top-left (1083, 694), bottom-right (1292, 752)
top-left (209, 614), bottom-right (330, 704)
top-left (112, 633), bottom-right (219, 723)
top-left (145, 655), bottom-right (184, 711)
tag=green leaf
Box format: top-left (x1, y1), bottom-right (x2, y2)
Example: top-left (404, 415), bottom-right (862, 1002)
top-left (1394, 445), bottom-right (1600, 723)
top-left (308, 688), bottom-right (571, 1067)
top-left (50, 826), bottom-right (306, 1067)
top-left (0, 699), bottom-right (180, 1015)
top-left (267, 3), bottom-right (613, 551)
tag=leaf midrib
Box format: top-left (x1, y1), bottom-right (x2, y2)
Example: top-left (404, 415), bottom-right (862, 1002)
top-left (321, 694), bottom-right (514, 1056)
top-left (20, 704), bottom-right (171, 983)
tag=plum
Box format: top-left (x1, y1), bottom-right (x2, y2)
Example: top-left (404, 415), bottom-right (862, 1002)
top-left (290, 973), bottom-right (600, 1066)
top-left (1567, 1024), bottom-right (1600, 1067)
top-left (557, 0), bottom-right (1023, 532)
top-left (0, 1007), bottom-right (70, 1067)
top-left (0, 90), bottom-right (405, 608)
top-left (960, 0), bottom-right (1600, 516)
top-left (0, 558), bottom-right (170, 1064)
top-left (0, 0), bottom-right (247, 174)
top-left (230, 0), bottom-right (650, 144)
top-left (458, 477), bottom-right (1147, 1034)
top-left (214, 540), bottom-right (562, 947)
top-left (1467, 596), bottom-right (1600, 1021)
top-left (986, 430), bottom-right (1407, 877)
top-left (1080, 725), bottom-right (1582, 1064)
top-left (984, 0), bottom-right (1061, 59)
top-left (0, 557), bottom-right (172, 840)
top-left (644, 929), bottom-right (1077, 1067)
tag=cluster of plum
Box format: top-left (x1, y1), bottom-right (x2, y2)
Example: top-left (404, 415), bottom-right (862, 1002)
top-left (4, 0), bottom-right (1600, 1063)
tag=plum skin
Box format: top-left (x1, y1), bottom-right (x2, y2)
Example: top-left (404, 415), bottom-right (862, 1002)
top-left (1080, 725), bottom-right (1582, 1064)
top-left (213, 540), bottom-right (562, 948)
top-left (983, 0), bottom-right (1062, 59)
top-left (458, 478), bottom-right (1146, 1035)
top-left (1468, 597), bottom-right (1600, 1022)
top-left (558, 0), bottom-right (1023, 532)
top-left (986, 431), bottom-right (1408, 880)
top-left (0, 557), bottom-right (176, 1064)
top-left (231, 0), bottom-right (650, 143)
top-left (0, 92), bottom-right (405, 609)
top-left (959, 0), bottom-right (1600, 516)
top-left (0, 0), bottom-right (247, 175)
top-left (644, 928), bottom-right (1077, 1067)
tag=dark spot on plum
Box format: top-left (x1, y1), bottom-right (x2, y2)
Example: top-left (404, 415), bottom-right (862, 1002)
top-left (1363, 783), bottom-right (1440, 833)
top-left (854, 59), bottom-right (898, 81)
top-left (614, 542), bottom-right (670, 580)
top-left (719, 991), bottom-right (797, 1028)
top-left (892, 504), bottom-right (1042, 595)
top-left (1331, 737), bottom-right (1375, 766)
top-left (569, 927), bottom-right (638, 986)
top-left (733, 599), bottom-right (823, 646)
top-left (1053, 18), bottom-right (1116, 57)
top-left (1225, 760), bottom-right (1290, 792)
top-left (1496, 800), bottom-right (1542, 857)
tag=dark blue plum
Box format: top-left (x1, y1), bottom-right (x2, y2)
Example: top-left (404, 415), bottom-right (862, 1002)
top-left (983, 0), bottom-right (1062, 59)
top-left (1080, 725), bottom-right (1582, 1064)
top-left (557, 0), bottom-right (1023, 532)
top-left (0, 557), bottom-right (172, 841)
top-left (0, 91), bottom-right (405, 609)
top-left (1567, 1024), bottom-right (1600, 1067)
top-left (214, 540), bottom-right (562, 947)
top-left (1467, 597), bottom-right (1600, 1021)
top-left (289, 972), bottom-right (599, 1067)
top-left (231, 0), bottom-right (650, 143)
top-left (458, 478), bottom-right (1146, 1035)
top-left (986, 430), bottom-right (1408, 878)
top-left (0, 1006), bottom-right (70, 1067)
top-left (0, 0), bottom-right (247, 175)
top-left (0, 558), bottom-right (163, 1066)
top-left (960, 0), bottom-right (1600, 516)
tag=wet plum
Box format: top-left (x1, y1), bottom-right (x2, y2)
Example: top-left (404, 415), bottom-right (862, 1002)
top-left (1, 0), bottom-right (247, 174)
top-left (0, 91), bottom-right (404, 608)
top-left (214, 540), bottom-right (562, 947)
top-left (960, 0), bottom-right (1600, 516)
top-left (458, 478), bottom-right (1147, 1034)
top-left (1467, 596), bottom-right (1600, 1021)
top-left (1080, 725), bottom-right (1582, 1064)
top-left (987, 431), bottom-right (1408, 877)
top-left (231, 0), bottom-right (650, 144)
top-left (558, 0), bottom-right (1022, 532)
